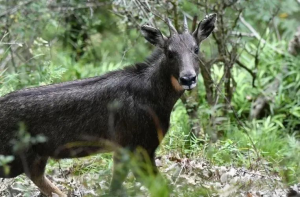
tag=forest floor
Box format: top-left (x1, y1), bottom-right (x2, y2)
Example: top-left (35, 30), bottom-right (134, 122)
top-left (0, 154), bottom-right (299, 197)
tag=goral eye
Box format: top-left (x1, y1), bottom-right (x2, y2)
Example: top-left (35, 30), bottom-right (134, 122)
top-left (194, 47), bottom-right (199, 54)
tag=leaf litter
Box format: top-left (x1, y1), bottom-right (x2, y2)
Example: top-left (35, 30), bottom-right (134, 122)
top-left (0, 155), bottom-right (299, 197)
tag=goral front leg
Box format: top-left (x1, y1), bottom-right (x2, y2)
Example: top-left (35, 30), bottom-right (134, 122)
top-left (109, 150), bottom-right (130, 197)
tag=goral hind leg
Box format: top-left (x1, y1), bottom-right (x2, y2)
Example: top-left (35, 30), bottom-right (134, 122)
top-left (25, 156), bottom-right (66, 197)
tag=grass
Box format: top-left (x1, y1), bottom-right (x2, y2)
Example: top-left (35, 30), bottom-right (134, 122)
top-left (164, 109), bottom-right (300, 184)
top-left (34, 108), bottom-right (300, 196)
top-left (1, 60), bottom-right (300, 195)
top-left (1, 25), bottom-right (300, 196)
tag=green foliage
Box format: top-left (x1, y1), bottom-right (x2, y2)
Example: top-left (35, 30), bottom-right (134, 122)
top-left (10, 122), bottom-right (47, 154)
top-left (160, 17), bottom-right (300, 185)
top-left (0, 155), bottom-right (14, 176)
top-left (1, 0), bottom-right (300, 196)
top-left (0, 123), bottom-right (47, 176)
top-left (242, 0), bottom-right (300, 39)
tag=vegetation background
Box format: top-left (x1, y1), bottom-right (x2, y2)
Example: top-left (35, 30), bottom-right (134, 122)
top-left (0, 0), bottom-right (300, 196)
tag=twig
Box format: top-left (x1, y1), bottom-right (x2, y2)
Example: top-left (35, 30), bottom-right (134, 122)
top-left (135, 0), bottom-right (156, 28)
top-left (231, 31), bottom-right (255, 37)
top-left (47, 2), bottom-right (108, 11)
top-left (239, 14), bottom-right (283, 55)
top-left (236, 59), bottom-right (256, 87)
top-left (137, 1), bottom-right (165, 22)
top-left (5, 0), bottom-right (17, 72)
top-left (169, 1), bottom-right (179, 30)
top-left (0, 42), bottom-right (24, 46)
top-left (254, 7), bottom-right (280, 71)
top-left (0, 46), bottom-right (23, 70)
top-left (207, 56), bottom-right (225, 67)
top-left (0, 32), bottom-right (10, 43)
top-left (88, 0), bottom-right (94, 18)
top-left (231, 8), bottom-right (243, 31)
top-left (0, 0), bottom-right (35, 18)
top-left (273, 19), bottom-right (281, 41)
top-left (223, 0), bottom-right (239, 8)
top-left (239, 15), bottom-right (263, 41)
top-left (191, 15), bottom-right (198, 32)
top-left (173, 159), bottom-right (187, 184)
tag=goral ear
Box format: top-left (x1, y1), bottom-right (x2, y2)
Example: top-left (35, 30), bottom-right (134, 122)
top-left (141, 25), bottom-right (167, 48)
top-left (192, 13), bottom-right (217, 44)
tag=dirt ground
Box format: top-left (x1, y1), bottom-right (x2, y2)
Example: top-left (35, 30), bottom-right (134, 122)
top-left (1, 155), bottom-right (299, 197)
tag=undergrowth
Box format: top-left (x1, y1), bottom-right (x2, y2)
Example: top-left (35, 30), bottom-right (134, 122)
top-left (1, 9), bottom-right (300, 196)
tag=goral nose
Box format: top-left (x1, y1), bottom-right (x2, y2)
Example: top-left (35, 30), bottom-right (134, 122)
top-left (179, 75), bottom-right (197, 86)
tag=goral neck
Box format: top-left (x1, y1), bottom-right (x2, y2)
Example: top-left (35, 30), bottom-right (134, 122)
top-left (148, 57), bottom-right (184, 113)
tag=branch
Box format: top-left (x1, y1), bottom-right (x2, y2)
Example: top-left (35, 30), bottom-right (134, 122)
top-left (223, 0), bottom-right (239, 8)
top-left (231, 31), bottom-right (255, 38)
top-left (0, 42), bottom-right (24, 46)
top-left (0, 0), bottom-right (35, 18)
top-left (170, 1), bottom-right (179, 30)
top-left (253, 7), bottom-right (280, 71)
top-left (191, 15), bottom-right (198, 32)
top-left (249, 25), bottom-right (299, 120)
top-left (47, 2), bottom-right (109, 11)
top-left (239, 14), bottom-right (283, 55)
top-left (239, 15), bottom-right (263, 41)
top-left (5, 0), bottom-right (16, 72)
top-left (207, 56), bottom-right (226, 67)
top-left (135, 0), bottom-right (157, 28)
top-left (236, 59), bottom-right (256, 88)
top-left (214, 67), bottom-right (228, 105)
